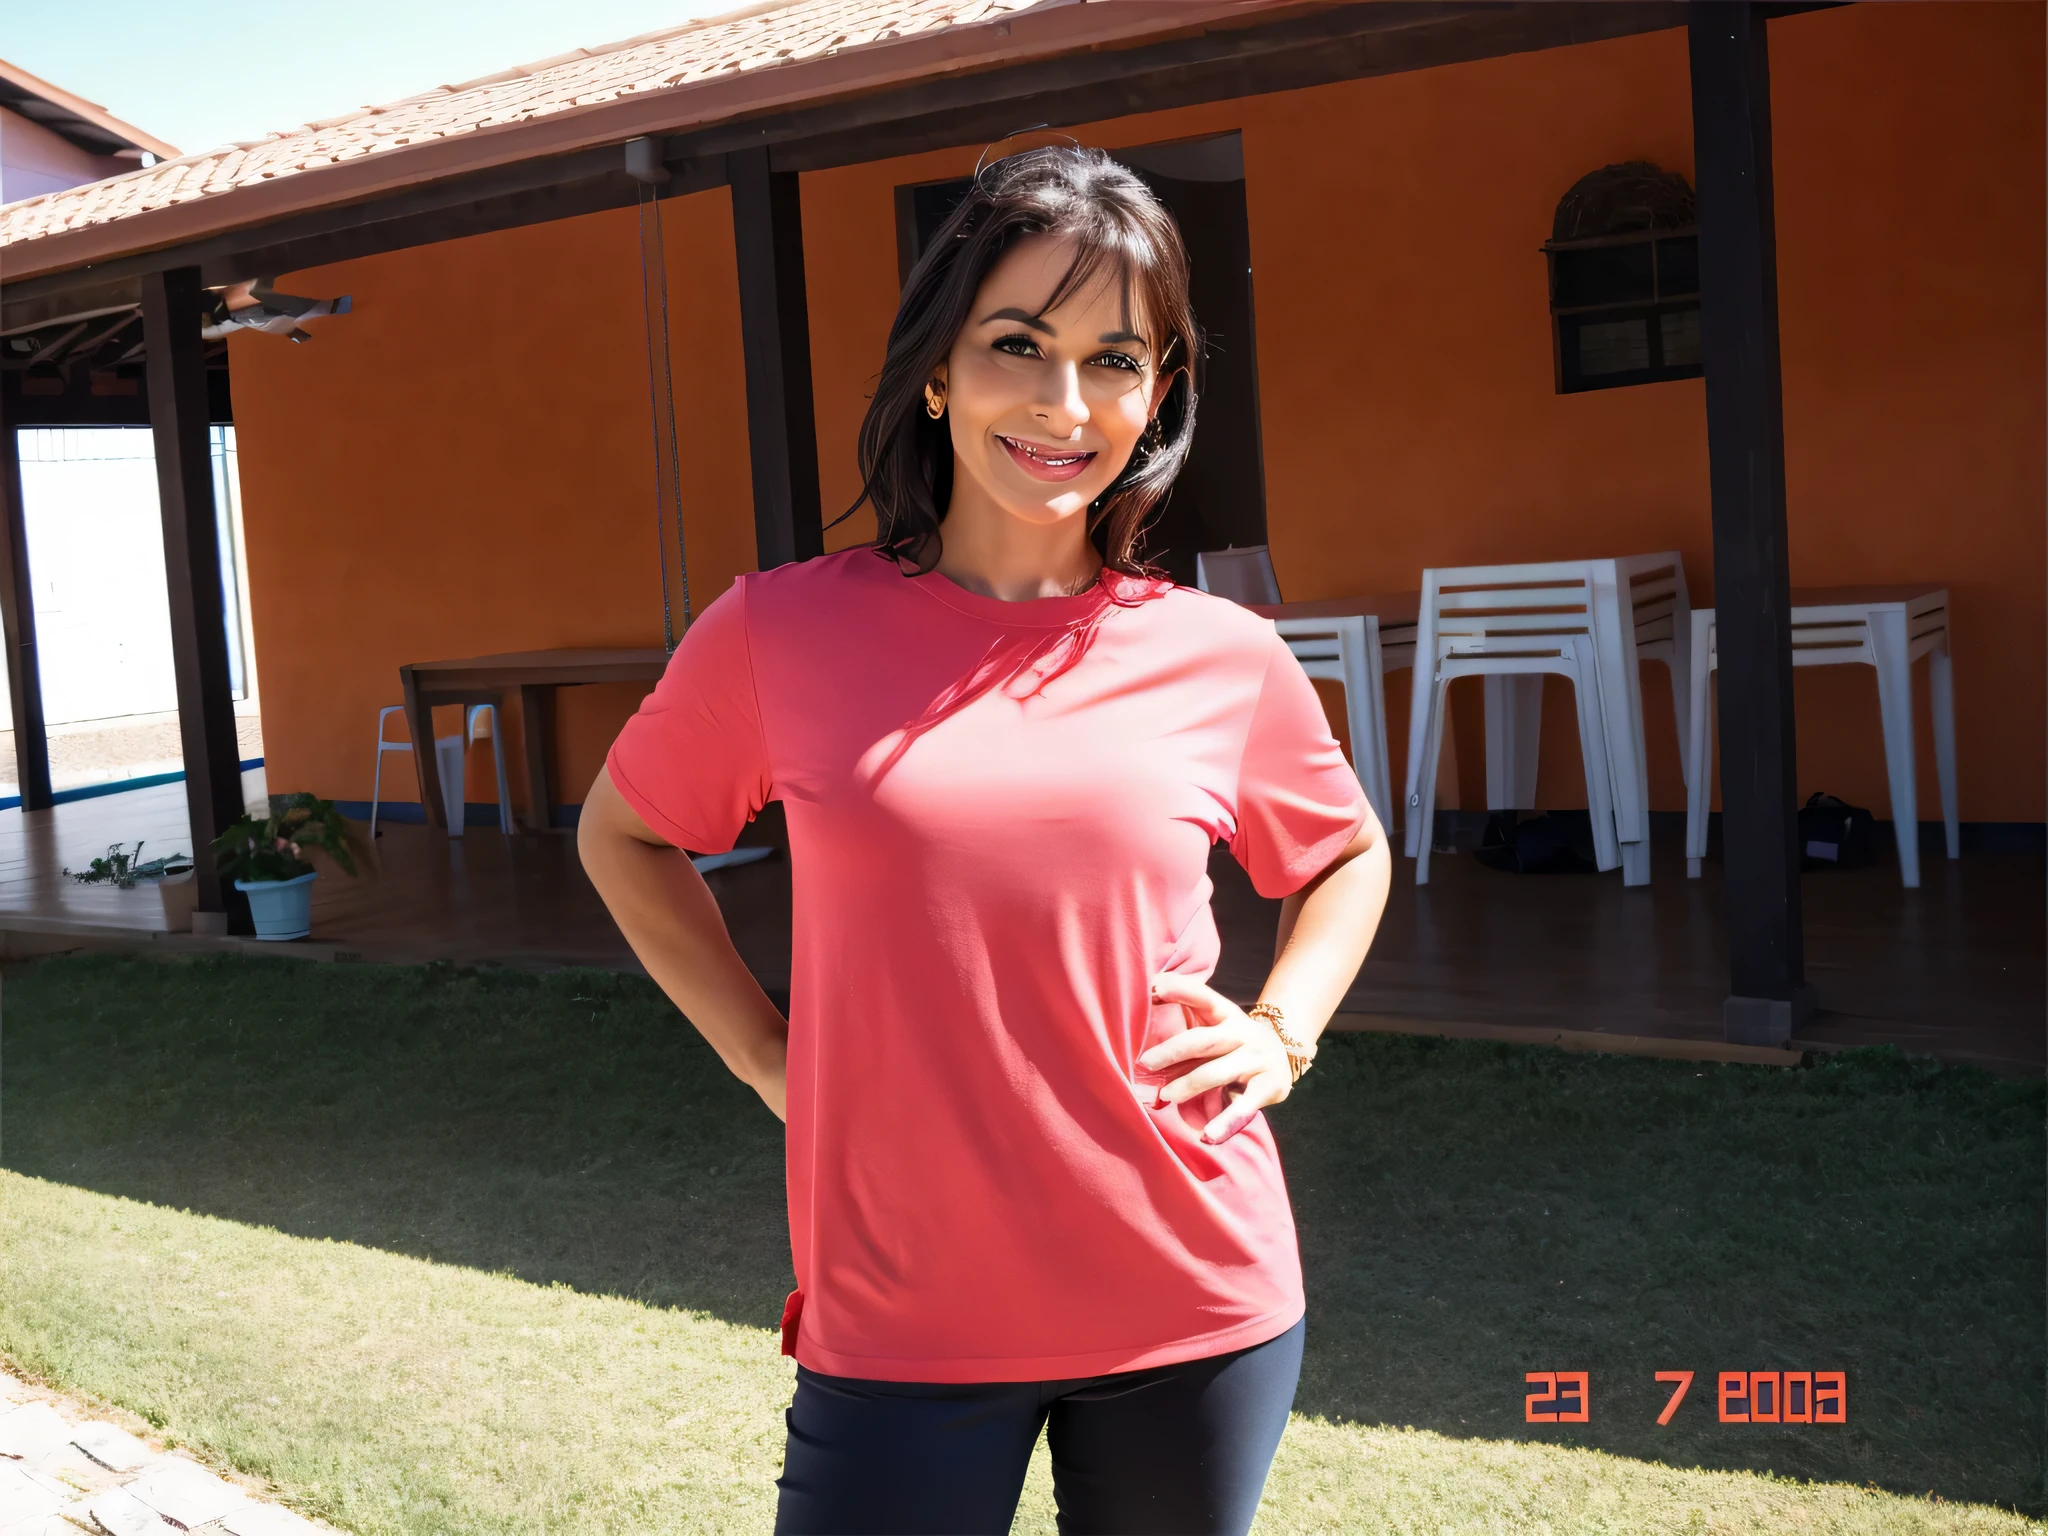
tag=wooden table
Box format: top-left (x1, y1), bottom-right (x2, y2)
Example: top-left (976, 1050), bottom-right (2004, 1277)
top-left (399, 648), bottom-right (668, 833)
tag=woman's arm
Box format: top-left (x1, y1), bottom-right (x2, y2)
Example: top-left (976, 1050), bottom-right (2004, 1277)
top-left (577, 764), bottom-right (790, 1121)
top-left (1262, 805), bottom-right (1393, 1037)
top-left (1141, 804), bottom-right (1392, 1143)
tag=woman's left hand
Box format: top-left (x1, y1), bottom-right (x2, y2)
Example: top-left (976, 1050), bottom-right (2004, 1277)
top-left (1138, 973), bottom-right (1294, 1145)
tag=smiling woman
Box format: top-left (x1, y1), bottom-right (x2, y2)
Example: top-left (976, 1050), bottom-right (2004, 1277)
top-left (578, 144), bottom-right (1393, 1535)
top-left (846, 147), bottom-right (1200, 599)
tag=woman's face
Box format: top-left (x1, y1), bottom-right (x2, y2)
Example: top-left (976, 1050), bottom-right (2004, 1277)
top-left (936, 232), bottom-right (1167, 534)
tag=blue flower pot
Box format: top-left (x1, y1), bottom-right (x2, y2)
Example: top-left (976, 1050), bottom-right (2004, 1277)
top-left (235, 871), bottom-right (318, 940)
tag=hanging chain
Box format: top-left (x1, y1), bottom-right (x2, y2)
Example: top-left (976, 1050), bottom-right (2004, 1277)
top-left (637, 181), bottom-right (691, 651)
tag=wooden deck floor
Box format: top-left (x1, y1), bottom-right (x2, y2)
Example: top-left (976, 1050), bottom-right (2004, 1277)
top-left (1, 784), bottom-right (2038, 1073)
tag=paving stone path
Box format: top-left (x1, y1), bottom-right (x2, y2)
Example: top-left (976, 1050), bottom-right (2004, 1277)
top-left (0, 1365), bottom-right (335, 1536)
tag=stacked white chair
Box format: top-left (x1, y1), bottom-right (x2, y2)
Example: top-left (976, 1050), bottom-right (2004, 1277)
top-left (1403, 564), bottom-right (1622, 884)
top-left (1403, 554), bottom-right (1692, 887)
top-left (1270, 610), bottom-right (1401, 837)
top-left (1684, 587), bottom-right (1957, 888)
top-left (1194, 545), bottom-right (1405, 835)
top-left (1194, 545), bottom-right (1282, 607)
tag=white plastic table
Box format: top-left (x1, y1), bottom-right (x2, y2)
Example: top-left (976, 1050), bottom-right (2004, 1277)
top-left (1684, 584), bottom-right (1956, 887)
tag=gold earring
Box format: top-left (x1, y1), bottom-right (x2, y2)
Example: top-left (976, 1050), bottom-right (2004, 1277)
top-left (924, 382), bottom-right (946, 419)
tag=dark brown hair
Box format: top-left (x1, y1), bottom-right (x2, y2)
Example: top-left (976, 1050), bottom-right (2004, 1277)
top-left (838, 145), bottom-right (1199, 578)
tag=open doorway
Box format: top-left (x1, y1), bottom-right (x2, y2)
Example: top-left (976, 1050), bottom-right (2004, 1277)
top-left (4, 426), bottom-right (262, 803)
top-left (894, 132), bottom-right (1268, 585)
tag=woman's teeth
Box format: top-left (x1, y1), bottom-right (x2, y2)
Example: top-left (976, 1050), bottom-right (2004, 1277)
top-left (1000, 436), bottom-right (1090, 466)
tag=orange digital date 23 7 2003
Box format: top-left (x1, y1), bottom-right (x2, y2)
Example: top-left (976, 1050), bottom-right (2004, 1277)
top-left (1523, 1370), bottom-right (1847, 1425)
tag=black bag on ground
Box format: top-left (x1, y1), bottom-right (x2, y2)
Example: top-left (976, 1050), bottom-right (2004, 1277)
top-left (1474, 810), bottom-right (1600, 874)
top-left (1798, 792), bottom-right (1879, 870)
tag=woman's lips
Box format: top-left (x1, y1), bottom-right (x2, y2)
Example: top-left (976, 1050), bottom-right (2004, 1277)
top-left (997, 434), bottom-right (1096, 483)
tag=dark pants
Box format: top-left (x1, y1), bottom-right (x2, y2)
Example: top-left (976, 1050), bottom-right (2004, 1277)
top-left (773, 1317), bottom-right (1305, 1536)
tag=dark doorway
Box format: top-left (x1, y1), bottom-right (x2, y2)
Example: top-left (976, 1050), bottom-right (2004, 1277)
top-left (893, 133), bottom-right (1268, 586)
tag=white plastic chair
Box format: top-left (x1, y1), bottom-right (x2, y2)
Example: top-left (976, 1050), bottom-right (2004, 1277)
top-left (1271, 613), bottom-right (1397, 835)
top-left (1684, 586), bottom-right (1956, 888)
top-left (1406, 554), bottom-right (1692, 887)
top-left (369, 705), bottom-right (414, 839)
top-left (1194, 544), bottom-right (1409, 834)
top-left (1608, 554), bottom-right (1694, 884)
top-left (1404, 564), bottom-right (1622, 884)
top-left (1194, 545), bottom-right (1281, 606)
top-left (437, 703), bottom-right (516, 839)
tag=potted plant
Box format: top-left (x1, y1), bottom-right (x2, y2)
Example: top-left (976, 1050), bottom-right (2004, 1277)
top-left (62, 841), bottom-right (200, 930)
top-left (210, 792), bottom-right (363, 940)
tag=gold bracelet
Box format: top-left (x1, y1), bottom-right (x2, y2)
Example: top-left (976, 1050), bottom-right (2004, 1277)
top-left (1246, 1001), bottom-right (1316, 1084)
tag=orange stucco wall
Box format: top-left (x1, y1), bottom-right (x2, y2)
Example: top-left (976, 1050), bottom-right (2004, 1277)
top-left (231, 190), bottom-right (760, 813)
top-left (234, 0), bottom-right (2042, 824)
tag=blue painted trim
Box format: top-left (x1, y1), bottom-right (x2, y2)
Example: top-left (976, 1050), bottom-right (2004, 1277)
top-left (0, 757), bottom-right (265, 812)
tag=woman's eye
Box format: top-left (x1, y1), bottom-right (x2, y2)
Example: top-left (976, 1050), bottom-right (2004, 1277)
top-left (992, 334), bottom-right (1041, 358)
top-left (1091, 351), bottom-right (1142, 373)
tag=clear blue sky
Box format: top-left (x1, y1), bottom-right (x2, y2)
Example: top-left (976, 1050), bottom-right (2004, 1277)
top-left (1, 1), bottom-right (745, 157)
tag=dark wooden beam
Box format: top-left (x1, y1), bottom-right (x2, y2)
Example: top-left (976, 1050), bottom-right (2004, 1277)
top-left (728, 147), bottom-right (822, 572)
top-left (0, 288), bottom-right (139, 337)
top-left (0, 424), bottom-right (52, 809)
top-left (142, 267), bottom-right (248, 928)
top-left (1688, 2), bottom-right (1810, 1045)
top-left (0, 364), bottom-right (231, 427)
top-left (892, 182), bottom-right (923, 290)
top-left (763, 1), bottom-right (1686, 172)
top-left (7, 3), bottom-right (1855, 337)
top-left (1, 157), bottom-right (730, 333)
top-left (5, 3), bottom-right (1705, 328)
top-left (214, 156), bottom-right (729, 297)
top-left (4, 146), bottom-right (629, 309)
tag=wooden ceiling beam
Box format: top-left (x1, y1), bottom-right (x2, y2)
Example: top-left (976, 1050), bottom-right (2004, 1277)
top-left (5, 0), bottom-right (1838, 333)
top-left (1, 290), bottom-right (140, 338)
top-left (758, 1), bottom-right (1687, 172)
top-left (206, 154), bottom-right (728, 293)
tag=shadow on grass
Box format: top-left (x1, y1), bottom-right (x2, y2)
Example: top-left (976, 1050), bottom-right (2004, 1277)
top-left (0, 953), bottom-right (796, 1330)
top-left (3, 953), bottom-right (2041, 1516)
top-left (1281, 1032), bottom-right (2043, 1517)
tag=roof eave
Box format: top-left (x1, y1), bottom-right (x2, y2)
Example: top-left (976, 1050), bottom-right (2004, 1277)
top-left (0, 0), bottom-right (1311, 288)
top-left (0, 56), bottom-right (181, 160)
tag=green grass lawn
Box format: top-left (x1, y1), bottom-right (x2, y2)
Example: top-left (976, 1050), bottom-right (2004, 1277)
top-left (0, 952), bottom-right (2040, 1534)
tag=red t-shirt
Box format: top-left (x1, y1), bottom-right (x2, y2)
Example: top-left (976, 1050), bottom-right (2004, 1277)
top-left (605, 546), bottom-right (1368, 1382)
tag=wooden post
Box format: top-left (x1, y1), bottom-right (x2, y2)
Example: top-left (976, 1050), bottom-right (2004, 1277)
top-left (728, 146), bottom-right (823, 572)
top-left (1688, 3), bottom-right (1812, 1045)
top-left (0, 425), bottom-right (51, 810)
top-left (142, 267), bottom-right (248, 926)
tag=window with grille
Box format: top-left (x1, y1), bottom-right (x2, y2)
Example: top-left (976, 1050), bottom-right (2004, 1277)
top-left (1543, 162), bottom-right (1702, 394)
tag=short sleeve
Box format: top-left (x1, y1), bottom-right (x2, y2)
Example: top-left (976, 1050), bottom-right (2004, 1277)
top-left (1228, 630), bottom-right (1372, 899)
top-left (603, 576), bottom-right (772, 854)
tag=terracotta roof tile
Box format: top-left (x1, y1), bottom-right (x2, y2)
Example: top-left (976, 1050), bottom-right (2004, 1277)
top-left (0, 0), bottom-right (1052, 248)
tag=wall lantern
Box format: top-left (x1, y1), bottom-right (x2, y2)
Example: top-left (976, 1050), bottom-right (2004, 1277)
top-left (1543, 161), bottom-right (1701, 394)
